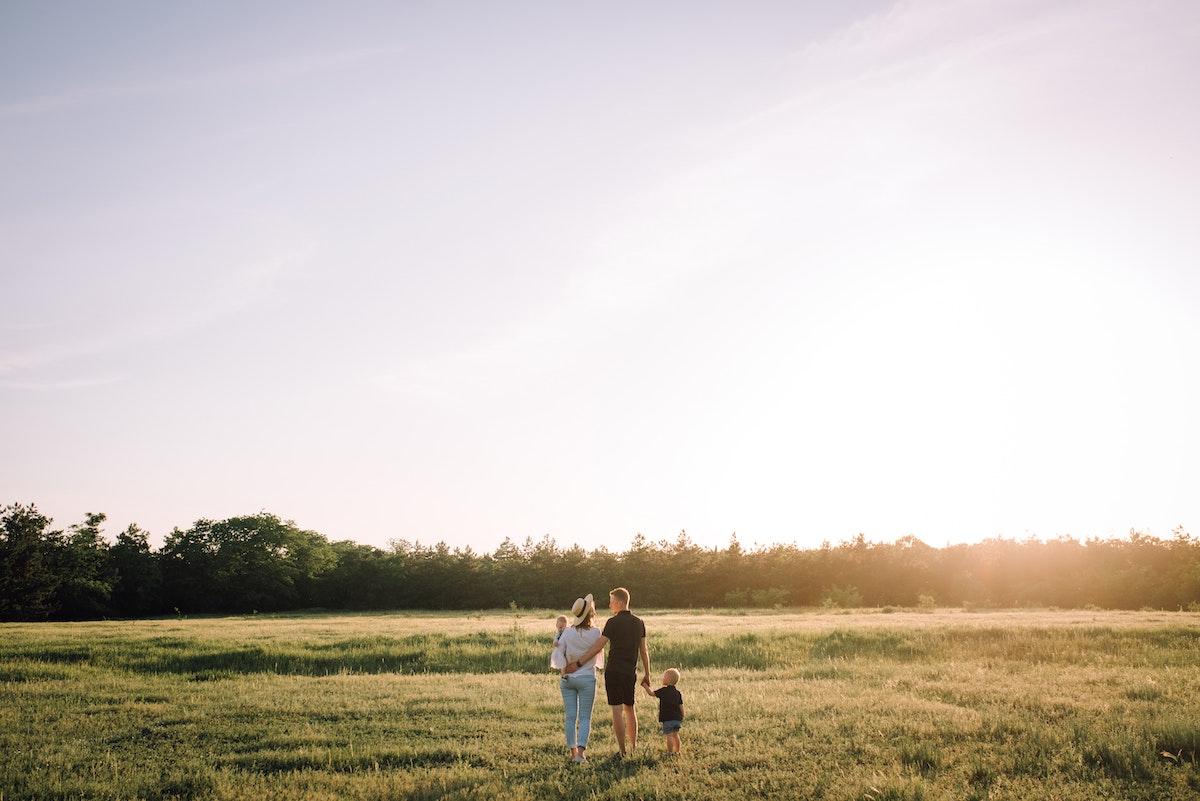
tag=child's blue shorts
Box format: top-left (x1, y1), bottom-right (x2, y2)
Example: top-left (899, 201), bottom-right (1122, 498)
top-left (661, 720), bottom-right (683, 735)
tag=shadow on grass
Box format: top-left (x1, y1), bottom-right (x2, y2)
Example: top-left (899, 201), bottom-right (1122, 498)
top-left (6, 626), bottom-right (1198, 678)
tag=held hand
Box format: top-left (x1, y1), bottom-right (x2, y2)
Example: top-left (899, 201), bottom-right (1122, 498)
top-left (640, 675), bottom-right (651, 688)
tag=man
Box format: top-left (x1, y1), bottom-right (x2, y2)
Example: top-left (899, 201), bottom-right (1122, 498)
top-left (562, 587), bottom-right (650, 757)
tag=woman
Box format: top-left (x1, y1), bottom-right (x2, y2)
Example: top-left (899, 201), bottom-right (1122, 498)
top-left (554, 593), bottom-right (604, 763)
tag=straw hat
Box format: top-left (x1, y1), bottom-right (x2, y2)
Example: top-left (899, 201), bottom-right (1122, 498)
top-left (570, 593), bottom-right (595, 626)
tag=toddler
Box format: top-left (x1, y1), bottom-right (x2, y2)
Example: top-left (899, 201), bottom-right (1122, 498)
top-left (644, 667), bottom-right (684, 754)
top-left (550, 615), bottom-right (568, 670)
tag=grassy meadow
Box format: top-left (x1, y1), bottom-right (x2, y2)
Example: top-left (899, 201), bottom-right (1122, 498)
top-left (2, 608), bottom-right (1199, 800)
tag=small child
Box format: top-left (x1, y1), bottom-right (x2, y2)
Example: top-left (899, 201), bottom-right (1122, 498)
top-left (550, 615), bottom-right (568, 670)
top-left (644, 667), bottom-right (684, 754)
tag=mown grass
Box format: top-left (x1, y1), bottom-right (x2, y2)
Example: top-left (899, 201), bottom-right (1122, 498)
top-left (2, 609), bottom-right (1199, 800)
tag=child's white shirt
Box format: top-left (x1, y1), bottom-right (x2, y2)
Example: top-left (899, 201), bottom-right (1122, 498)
top-left (555, 625), bottom-right (604, 675)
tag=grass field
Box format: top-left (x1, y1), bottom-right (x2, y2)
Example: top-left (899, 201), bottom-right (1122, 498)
top-left (2, 609), bottom-right (1199, 800)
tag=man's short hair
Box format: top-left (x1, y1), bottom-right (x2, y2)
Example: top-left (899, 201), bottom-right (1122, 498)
top-left (609, 587), bottom-right (630, 606)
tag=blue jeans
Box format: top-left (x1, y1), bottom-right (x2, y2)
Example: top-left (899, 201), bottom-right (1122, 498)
top-left (560, 672), bottom-right (597, 749)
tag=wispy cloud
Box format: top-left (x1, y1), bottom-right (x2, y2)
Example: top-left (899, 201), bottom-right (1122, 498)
top-left (0, 45), bottom-right (403, 119)
top-left (0, 320), bottom-right (59, 332)
top-left (0, 376), bottom-right (123, 391)
top-left (0, 250), bottom-right (307, 384)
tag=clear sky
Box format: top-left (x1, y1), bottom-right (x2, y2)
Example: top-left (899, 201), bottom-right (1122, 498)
top-left (3, 0), bottom-right (1198, 551)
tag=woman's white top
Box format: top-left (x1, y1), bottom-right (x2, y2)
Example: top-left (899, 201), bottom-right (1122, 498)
top-left (554, 625), bottom-right (604, 676)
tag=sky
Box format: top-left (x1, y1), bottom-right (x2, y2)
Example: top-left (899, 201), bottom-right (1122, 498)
top-left (2, 0), bottom-right (1199, 552)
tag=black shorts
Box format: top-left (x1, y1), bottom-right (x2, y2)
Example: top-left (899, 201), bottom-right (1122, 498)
top-left (604, 670), bottom-right (637, 706)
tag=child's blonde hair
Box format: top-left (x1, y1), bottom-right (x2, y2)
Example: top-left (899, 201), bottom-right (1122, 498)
top-left (664, 668), bottom-right (680, 685)
top-left (555, 615), bottom-right (568, 627)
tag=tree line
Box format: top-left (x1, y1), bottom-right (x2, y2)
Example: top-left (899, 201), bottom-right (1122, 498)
top-left (1, 502), bottom-right (1198, 620)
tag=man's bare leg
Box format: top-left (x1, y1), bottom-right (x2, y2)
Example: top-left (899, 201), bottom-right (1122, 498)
top-left (610, 706), bottom-right (627, 755)
top-left (623, 704), bottom-right (638, 754)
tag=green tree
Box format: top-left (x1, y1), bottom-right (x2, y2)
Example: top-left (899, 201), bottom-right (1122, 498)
top-left (316, 540), bottom-right (390, 609)
top-left (0, 503), bottom-right (64, 620)
top-left (162, 513), bottom-right (335, 613)
top-left (53, 512), bottom-right (114, 618)
top-left (107, 523), bottom-right (163, 616)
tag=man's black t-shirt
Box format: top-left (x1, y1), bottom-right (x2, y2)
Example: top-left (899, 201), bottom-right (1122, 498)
top-left (653, 686), bottom-right (684, 722)
top-left (601, 610), bottom-right (646, 674)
